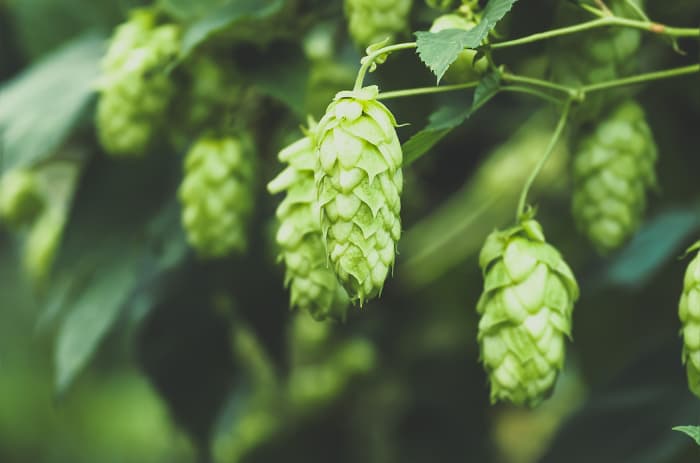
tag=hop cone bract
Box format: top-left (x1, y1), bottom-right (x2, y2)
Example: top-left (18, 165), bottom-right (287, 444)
top-left (179, 134), bottom-right (256, 258)
top-left (0, 169), bottom-right (44, 228)
top-left (429, 14), bottom-right (487, 83)
top-left (571, 100), bottom-right (657, 253)
top-left (344, 0), bottom-right (412, 48)
top-left (267, 129), bottom-right (350, 321)
top-left (316, 85), bottom-right (403, 304)
top-left (96, 10), bottom-right (180, 157)
top-left (477, 218), bottom-right (579, 406)
top-left (679, 248), bottom-right (700, 398)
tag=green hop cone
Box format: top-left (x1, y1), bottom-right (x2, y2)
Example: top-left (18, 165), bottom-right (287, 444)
top-left (179, 134), bottom-right (256, 258)
top-left (0, 169), bottom-right (44, 228)
top-left (679, 247), bottom-right (700, 398)
top-left (96, 10), bottom-right (180, 157)
top-left (344, 0), bottom-right (412, 48)
top-left (267, 128), bottom-right (350, 321)
top-left (429, 14), bottom-right (487, 83)
top-left (476, 218), bottom-right (579, 406)
top-left (571, 100), bottom-right (657, 253)
top-left (549, 0), bottom-right (643, 122)
top-left (316, 85), bottom-right (403, 305)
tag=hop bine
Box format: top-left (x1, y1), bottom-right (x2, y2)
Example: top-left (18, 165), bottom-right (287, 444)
top-left (267, 126), bottom-right (350, 321)
top-left (571, 100), bottom-right (657, 253)
top-left (179, 134), bottom-right (256, 258)
top-left (476, 218), bottom-right (579, 406)
top-left (679, 246), bottom-right (700, 398)
top-left (316, 85), bottom-right (403, 305)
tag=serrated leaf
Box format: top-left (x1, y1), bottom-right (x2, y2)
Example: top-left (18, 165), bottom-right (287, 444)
top-left (179, 0), bottom-right (285, 58)
top-left (0, 33), bottom-right (103, 172)
top-left (672, 426), bottom-right (700, 446)
top-left (403, 74), bottom-right (500, 165)
top-left (415, 0), bottom-right (519, 82)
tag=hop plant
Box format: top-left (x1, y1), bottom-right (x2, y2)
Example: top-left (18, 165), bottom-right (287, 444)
top-left (0, 169), bottom-right (44, 228)
top-left (679, 247), bottom-right (700, 398)
top-left (267, 127), bottom-right (350, 321)
top-left (96, 10), bottom-right (180, 157)
top-left (571, 100), bottom-right (657, 253)
top-left (316, 85), bottom-right (403, 304)
top-left (23, 211), bottom-right (66, 284)
top-left (344, 0), bottom-right (412, 48)
top-left (429, 13), bottom-right (488, 84)
top-left (476, 217), bottom-right (579, 406)
top-left (179, 134), bottom-right (256, 258)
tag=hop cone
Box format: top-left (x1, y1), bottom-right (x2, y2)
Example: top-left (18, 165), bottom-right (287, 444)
top-left (0, 169), bottom-right (44, 228)
top-left (476, 218), bottom-right (579, 406)
top-left (549, 0), bottom-right (643, 122)
top-left (316, 85), bottom-right (403, 304)
top-left (679, 248), bottom-right (700, 398)
top-left (267, 129), bottom-right (350, 321)
top-left (344, 0), bottom-right (412, 48)
top-left (96, 10), bottom-right (180, 157)
top-left (179, 134), bottom-right (256, 258)
top-left (571, 100), bottom-right (657, 253)
top-left (429, 14), bottom-right (487, 83)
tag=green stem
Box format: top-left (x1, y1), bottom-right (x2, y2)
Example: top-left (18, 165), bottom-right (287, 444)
top-left (516, 100), bottom-right (572, 221)
top-left (377, 81), bottom-right (479, 100)
top-left (353, 42), bottom-right (417, 91)
top-left (501, 85), bottom-right (565, 105)
top-left (581, 64), bottom-right (700, 93)
top-left (502, 72), bottom-right (576, 96)
top-left (491, 16), bottom-right (699, 51)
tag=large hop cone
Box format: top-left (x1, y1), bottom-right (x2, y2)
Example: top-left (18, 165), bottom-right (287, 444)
top-left (316, 85), bottom-right (403, 304)
top-left (476, 218), bottom-right (579, 406)
top-left (679, 248), bottom-right (700, 398)
top-left (267, 128), bottom-right (350, 321)
top-left (344, 0), bottom-right (412, 48)
top-left (0, 169), bottom-right (44, 228)
top-left (96, 10), bottom-right (180, 157)
top-left (571, 100), bottom-right (657, 253)
top-left (429, 14), bottom-right (487, 84)
top-left (179, 134), bottom-right (256, 258)
top-left (549, 0), bottom-right (643, 122)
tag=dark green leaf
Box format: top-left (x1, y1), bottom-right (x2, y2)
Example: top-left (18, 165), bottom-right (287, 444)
top-left (0, 33), bottom-right (104, 172)
top-left (673, 426), bottom-right (700, 446)
top-left (415, 0), bottom-right (519, 82)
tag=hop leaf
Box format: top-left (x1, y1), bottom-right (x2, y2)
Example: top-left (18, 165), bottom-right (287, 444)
top-left (476, 218), bottom-right (579, 406)
top-left (316, 86), bottom-right (403, 305)
top-left (179, 134), bottom-right (256, 258)
top-left (267, 127), bottom-right (350, 321)
top-left (678, 248), bottom-right (700, 399)
top-left (344, 0), bottom-right (412, 48)
top-left (96, 10), bottom-right (180, 157)
top-left (429, 13), bottom-right (488, 84)
top-left (571, 100), bottom-right (657, 253)
top-left (0, 169), bottom-right (44, 228)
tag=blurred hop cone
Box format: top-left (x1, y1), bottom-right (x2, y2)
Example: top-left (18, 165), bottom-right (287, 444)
top-left (679, 247), bottom-right (700, 398)
top-left (0, 169), bottom-right (44, 228)
top-left (476, 217), bottom-right (579, 406)
top-left (316, 85), bottom-right (403, 305)
top-left (344, 0), bottom-right (412, 48)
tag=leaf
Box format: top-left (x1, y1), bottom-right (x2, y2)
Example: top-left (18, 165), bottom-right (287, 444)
top-left (179, 0), bottom-right (285, 58)
top-left (672, 426), bottom-right (700, 446)
top-left (403, 72), bottom-right (500, 165)
top-left (0, 33), bottom-right (104, 172)
top-left (415, 0), bottom-right (519, 82)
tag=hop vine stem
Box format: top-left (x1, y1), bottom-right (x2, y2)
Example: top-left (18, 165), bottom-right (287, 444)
top-left (516, 100), bottom-right (572, 221)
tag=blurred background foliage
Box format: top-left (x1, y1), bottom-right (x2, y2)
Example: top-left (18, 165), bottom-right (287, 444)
top-left (0, 0), bottom-right (700, 462)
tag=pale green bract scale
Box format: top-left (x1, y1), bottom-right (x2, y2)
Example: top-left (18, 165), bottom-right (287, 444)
top-left (679, 248), bottom-right (700, 399)
top-left (476, 218), bottom-right (579, 407)
top-left (316, 86), bottom-right (403, 305)
top-left (267, 127), bottom-right (350, 321)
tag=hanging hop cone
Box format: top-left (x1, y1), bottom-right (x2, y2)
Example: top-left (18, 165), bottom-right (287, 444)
top-left (571, 100), bottom-right (657, 254)
top-left (344, 0), bottom-right (412, 48)
top-left (679, 246), bottom-right (700, 398)
top-left (179, 134), bottom-right (256, 258)
top-left (316, 85), bottom-right (403, 305)
top-left (429, 13), bottom-right (487, 84)
top-left (476, 218), bottom-right (579, 407)
top-left (267, 127), bottom-right (350, 321)
top-left (0, 169), bottom-right (44, 228)
top-left (96, 10), bottom-right (180, 157)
